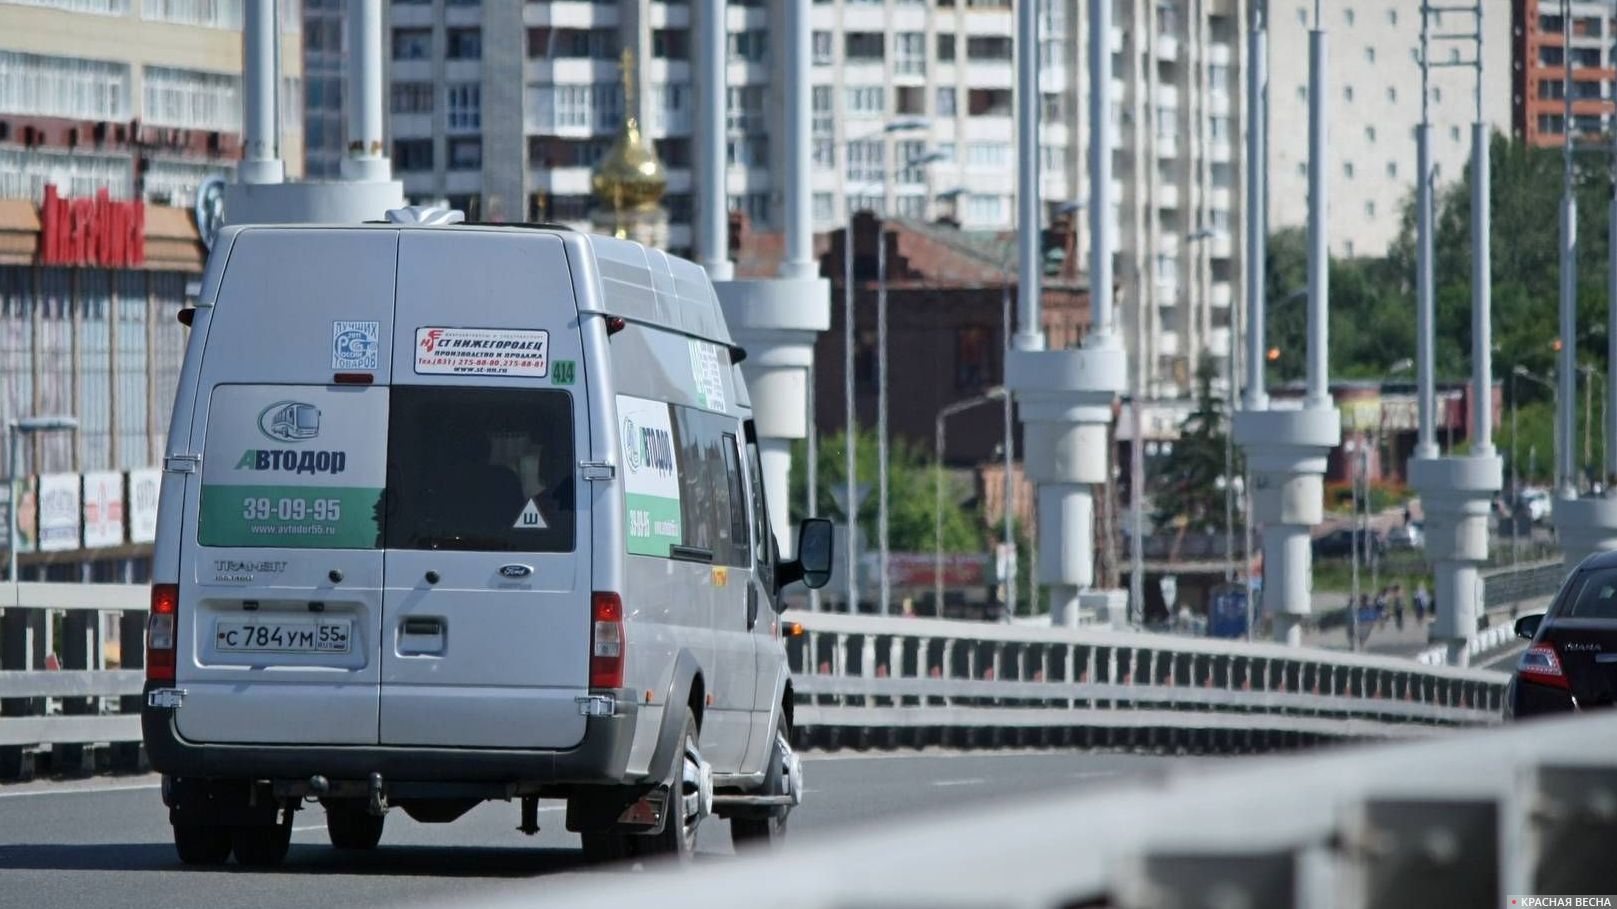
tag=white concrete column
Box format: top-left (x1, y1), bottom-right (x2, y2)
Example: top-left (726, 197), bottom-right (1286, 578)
top-left (694, 0), bottom-right (731, 281)
top-left (340, 0), bottom-right (389, 183)
top-left (758, 438), bottom-right (792, 549)
top-left (239, 0), bottom-right (284, 185)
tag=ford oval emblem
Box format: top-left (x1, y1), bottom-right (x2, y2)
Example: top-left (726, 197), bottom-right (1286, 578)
top-left (499, 564), bottom-right (533, 579)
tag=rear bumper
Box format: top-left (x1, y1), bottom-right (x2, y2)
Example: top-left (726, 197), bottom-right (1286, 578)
top-left (141, 681), bottom-right (641, 787)
top-left (1506, 676), bottom-right (1577, 719)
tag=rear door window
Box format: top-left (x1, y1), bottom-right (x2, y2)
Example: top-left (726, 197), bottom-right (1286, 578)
top-left (1560, 569), bottom-right (1617, 619)
top-left (384, 386), bottom-right (575, 552)
top-left (670, 406), bottom-right (748, 568)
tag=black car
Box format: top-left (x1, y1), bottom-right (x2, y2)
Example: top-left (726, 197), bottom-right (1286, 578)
top-left (1310, 527), bottom-right (1385, 559)
top-left (1507, 553), bottom-right (1616, 717)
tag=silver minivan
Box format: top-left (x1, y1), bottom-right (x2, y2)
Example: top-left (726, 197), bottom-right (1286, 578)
top-left (141, 214), bottom-right (831, 866)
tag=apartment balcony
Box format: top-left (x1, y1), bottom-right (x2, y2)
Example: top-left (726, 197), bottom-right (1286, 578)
top-left (1111, 79), bottom-right (1126, 103)
top-left (1157, 182), bottom-right (1180, 209)
top-left (1156, 85), bottom-right (1180, 109)
top-left (1158, 330), bottom-right (1182, 357)
top-left (1208, 327), bottom-right (1232, 359)
top-left (527, 167), bottom-right (593, 194)
top-left (1210, 140), bottom-right (1232, 164)
top-left (1156, 136), bottom-right (1180, 158)
top-left (1208, 91), bottom-right (1231, 116)
top-left (1209, 232), bottom-right (1233, 258)
top-left (965, 62), bottom-right (1014, 88)
top-left (1111, 26), bottom-right (1123, 54)
top-left (1211, 282), bottom-right (1233, 309)
top-left (391, 113), bottom-right (432, 138)
top-left (1156, 34), bottom-right (1179, 62)
top-left (1208, 43), bottom-right (1233, 66)
top-left (1211, 186), bottom-right (1232, 210)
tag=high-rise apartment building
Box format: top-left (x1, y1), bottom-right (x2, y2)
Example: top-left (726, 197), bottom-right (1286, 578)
top-left (1514, 0), bottom-right (1617, 148)
top-left (1264, 2), bottom-right (1511, 260)
top-left (0, 0), bottom-right (304, 205)
top-left (304, 0), bottom-right (347, 177)
top-left (381, 0), bottom-right (1245, 400)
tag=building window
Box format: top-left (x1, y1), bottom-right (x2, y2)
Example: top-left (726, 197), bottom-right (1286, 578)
top-left (964, 194), bottom-right (1008, 225)
top-left (447, 28), bottom-right (482, 60)
top-left (1449, 125), bottom-right (1461, 142)
top-left (895, 139), bottom-right (927, 184)
top-left (652, 28), bottom-right (688, 59)
top-left (966, 36), bottom-right (1013, 61)
top-left (894, 194), bottom-right (925, 218)
top-left (845, 32), bottom-right (885, 60)
top-left (845, 85), bottom-right (885, 116)
top-left (937, 34), bottom-right (956, 62)
top-left (1364, 200), bottom-right (1375, 217)
top-left (1343, 85), bottom-right (1354, 102)
top-left (846, 140), bottom-right (884, 183)
top-left (392, 81), bottom-right (434, 114)
top-left (1343, 7), bottom-right (1354, 26)
top-left (812, 30), bottom-right (833, 64)
top-left (143, 65), bottom-right (242, 131)
top-left (813, 192), bottom-right (834, 222)
top-left (1386, 161), bottom-right (1397, 178)
top-left (1343, 161), bottom-right (1355, 179)
top-left (895, 32), bottom-right (926, 75)
top-left (448, 137), bottom-right (482, 170)
top-left (394, 138), bottom-right (434, 171)
top-left (729, 30), bottom-right (768, 63)
top-left (966, 142), bottom-right (1010, 169)
top-left (1365, 46), bottom-right (1375, 63)
top-left (1385, 86), bottom-right (1397, 103)
top-left (445, 82), bottom-right (481, 131)
top-left (937, 87), bottom-right (956, 116)
top-left (392, 28), bottom-right (432, 60)
top-left (0, 52), bottom-right (132, 122)
top-left (955, 325), bottom-right (992, 390)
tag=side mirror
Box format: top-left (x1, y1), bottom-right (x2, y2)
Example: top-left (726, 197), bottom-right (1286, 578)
top-left (1514, 613), bottom-right (1544, 641)
top-left (776, 518), bottom-right (834, 593)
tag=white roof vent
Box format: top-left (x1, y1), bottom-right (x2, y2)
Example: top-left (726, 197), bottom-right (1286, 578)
top-left (384, 206), bottom-right (466, 225)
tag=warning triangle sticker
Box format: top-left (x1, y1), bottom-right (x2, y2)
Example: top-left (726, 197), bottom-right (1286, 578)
top-left (513, 499), bottom-right (548, 530)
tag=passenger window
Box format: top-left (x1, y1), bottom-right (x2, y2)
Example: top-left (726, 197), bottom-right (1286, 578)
top-left (746, 440), bottom-right (775, 589)
top-left (721, 435), bottom-right (749, 566)
top-left (385, 386), bottom-right (575, 552)
top-left (669, 406), bottom-right (748, 567)
top-left (1562, 569), bottom-right (1617, 619)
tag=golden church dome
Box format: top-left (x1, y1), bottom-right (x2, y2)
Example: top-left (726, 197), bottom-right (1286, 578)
top-left (591, 115), bottom-right (667, 212)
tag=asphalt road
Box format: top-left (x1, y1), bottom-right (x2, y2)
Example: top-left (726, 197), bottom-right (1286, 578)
top-left (0, 750), bottom-right (1187, 909)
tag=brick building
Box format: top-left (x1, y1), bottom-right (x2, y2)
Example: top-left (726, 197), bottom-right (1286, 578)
top-left (1514, 0), bottom-right (1617, 147)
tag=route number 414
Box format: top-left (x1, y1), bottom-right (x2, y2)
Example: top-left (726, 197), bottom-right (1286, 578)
top-left (552, 360), bottom-right (576, 385)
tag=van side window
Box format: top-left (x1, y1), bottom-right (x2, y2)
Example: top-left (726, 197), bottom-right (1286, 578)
top-left (668, 405), bottom-right (748, 568)
top-left (746, 440), bottom-right (775, 589)
top-left (720, 434), bottom-right (749, 565)
top-left (385, 386), bottom-right (575, 552)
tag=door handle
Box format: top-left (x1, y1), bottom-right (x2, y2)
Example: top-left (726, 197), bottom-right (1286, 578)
top-left (747, 584), bottom-right (759, 630)
top-left (403, 617), bottom-right (444, 636)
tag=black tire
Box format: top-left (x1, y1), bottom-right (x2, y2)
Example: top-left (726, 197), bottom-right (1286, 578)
top-left (172, 823), bottom-right (232, 866)
top-left (731, 712), bottom-right (792, 849)
top-left (231, 815), bottom-right (292, 867)
top-left (637, 706), bottom-right (703, 862)
top-left (325, 802), bottom-right (385, 851)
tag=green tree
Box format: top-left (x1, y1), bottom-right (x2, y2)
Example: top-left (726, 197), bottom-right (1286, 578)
top-left (1154, 356), bottom-right (1243, 532)
top-left (788, 428), bottom-right (985, 554)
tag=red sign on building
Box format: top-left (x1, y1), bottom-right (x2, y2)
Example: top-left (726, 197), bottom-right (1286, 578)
top-left (38, 184), bottom-right (145, 268)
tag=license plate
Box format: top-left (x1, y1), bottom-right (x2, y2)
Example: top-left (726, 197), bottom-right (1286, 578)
top-left (215, 618), bottom-right (352, 654)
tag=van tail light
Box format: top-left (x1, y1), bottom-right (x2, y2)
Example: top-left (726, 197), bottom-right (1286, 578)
top-left (590, 592), bottom-right (624, 690)
top-left (1518, 644), bottom-right (1569, 690)
top-left (147, 583), bottom-right (179, 683)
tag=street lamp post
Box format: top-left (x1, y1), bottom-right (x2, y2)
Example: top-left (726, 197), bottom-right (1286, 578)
top-left (1516, 365), bottom-right (1558, 495)
top-left (6, 416), bottom-right (78, 585)
top-left (842, 117), bottom-right (929, 613)
top-left (935, 388), bottom-right (1006, 613)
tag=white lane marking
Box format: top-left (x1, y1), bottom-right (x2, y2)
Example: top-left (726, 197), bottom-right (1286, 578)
top-left (292, 824), bottom-right (326, 832)
top-left (930, 778), bottom-right (986, 787)
top-left (0, 782), bottom-right (161, 800)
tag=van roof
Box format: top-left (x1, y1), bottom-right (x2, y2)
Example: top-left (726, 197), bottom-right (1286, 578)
top-left (211, 223), bottom-right (735, 348)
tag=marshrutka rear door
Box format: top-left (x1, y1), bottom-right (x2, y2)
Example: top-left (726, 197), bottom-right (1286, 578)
top-left (377, 229), bottom-right (590, 749)
top-left (175, 229), bottom-right (396, 745)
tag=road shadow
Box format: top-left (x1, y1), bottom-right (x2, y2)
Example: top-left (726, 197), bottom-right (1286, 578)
top-left (0, 842), bottom-right (599, 878)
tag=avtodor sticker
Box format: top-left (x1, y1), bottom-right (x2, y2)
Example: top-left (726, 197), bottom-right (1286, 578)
top-left (416, 327), bottom-right (549, 377)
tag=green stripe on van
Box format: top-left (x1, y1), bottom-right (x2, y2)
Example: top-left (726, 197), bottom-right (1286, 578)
top-left (199, 484), bottom-right (384, 549)
top-left (625, 492), bottom-right (682, 556)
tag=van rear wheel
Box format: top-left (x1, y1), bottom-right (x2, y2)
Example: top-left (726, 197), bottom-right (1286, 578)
top-left (638, 706), bottom-right (704, 862)
top-left (172, 823), bottom-right (232, 866)
top-left (326, 802), bottom-right (385, 850)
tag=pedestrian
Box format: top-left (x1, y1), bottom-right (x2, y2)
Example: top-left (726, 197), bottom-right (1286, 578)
top-left (1403, 502), bottom-right (1413, 526)
top-left (1373, 588), bottom-right (1388, 628)
top-left (1393, 584), bottom-right (1406, 631)
top-left (1414, 582), bottom-right (1431, 623)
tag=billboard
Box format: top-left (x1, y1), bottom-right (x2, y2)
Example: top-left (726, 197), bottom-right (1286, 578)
top-left (129, 468), bottom-right (161, 544)
top-left (37, 473), bottom-right (81, 552)
top-left (83, 470), bottom-right (125, 548)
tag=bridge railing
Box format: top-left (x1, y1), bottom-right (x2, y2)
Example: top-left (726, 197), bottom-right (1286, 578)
top-left (498, 710), bottom-right (1617, 909)
top-left (785, 610), bottom-right (1507, 751)
top-left (0, 582), bottom-right (148, 778)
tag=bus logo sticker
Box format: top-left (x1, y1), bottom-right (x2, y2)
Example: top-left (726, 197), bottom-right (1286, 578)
top-left (513, 499), bottom-right (548, 530)
top-left (258, 401), bottom-right (321, 442)
top-left (332, 320), bottom-right (380, 370)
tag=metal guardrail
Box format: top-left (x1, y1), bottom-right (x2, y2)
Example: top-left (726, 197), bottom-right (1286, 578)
top-left (0, 582), bottom-right (1510, 777)
top-left (0, 583), bottom-right (148, 775)
top-left (1481, 558), bottom-right (1568, 611)
top-left (785, 611), bottom-right (1507, 751)
top-left (498, 711), bottom-right (1617, 909)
